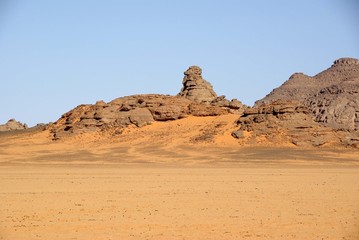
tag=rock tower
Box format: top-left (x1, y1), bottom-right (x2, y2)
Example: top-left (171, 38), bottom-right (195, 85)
top-left (178, 66), bottom-right (217, 103)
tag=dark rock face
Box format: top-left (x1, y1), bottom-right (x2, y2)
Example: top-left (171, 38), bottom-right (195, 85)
top-left (232, 101), bottom-right (345, 147)
top-left (0, 119), bottom-right (28, 131)
top-left (307, 80), bottom-right (359, 131)
top-left (178, 66), bottom-right (217, 103)
top-left (256, 58), bottom-right (359, 135)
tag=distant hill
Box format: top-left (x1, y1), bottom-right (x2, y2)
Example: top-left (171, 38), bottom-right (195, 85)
top-left (256, 57), bottom-right (359, 133)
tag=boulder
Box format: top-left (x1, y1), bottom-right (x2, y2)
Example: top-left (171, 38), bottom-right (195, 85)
top-left (129, 108), bottom-right (154, 127)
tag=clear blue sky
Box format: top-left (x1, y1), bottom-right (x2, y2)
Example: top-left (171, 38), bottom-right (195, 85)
top-left (0, 0), bottom-right (358, 126)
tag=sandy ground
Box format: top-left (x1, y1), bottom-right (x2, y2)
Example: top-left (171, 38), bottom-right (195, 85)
top-left (1, 115), bottom-right (359, 239)
top-left (0, 166), bottom-right (358, 240)
top-left (1, 115), bottom-right (359, 166)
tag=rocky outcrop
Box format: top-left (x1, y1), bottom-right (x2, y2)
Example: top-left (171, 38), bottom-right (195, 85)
top-left (51, 66), bottom-right (247, 140)
top-left (332, 57), bottom-right (359, 66)
top-left (51, 94), bottom-right (230, 140)
top-left (232, 101), bottom-right (347, 147)
top-left (178, 66), bottom-right (217, 103)
top-left (210, 95), bottom-right (246, 115)
top-left (0, 119), bottom-right (28, 131)
top-left (47, 59), bottom-right (359, 148)
top-left (256, 57), bottom-right (359, 135)
top-left (178, 66), bottom-right (246, 114)
top-left (307, 79), bottom-right (359, 131)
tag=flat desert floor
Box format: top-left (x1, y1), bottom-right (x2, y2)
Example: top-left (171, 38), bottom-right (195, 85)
top-left (1, 165), bottom-right (358, 240)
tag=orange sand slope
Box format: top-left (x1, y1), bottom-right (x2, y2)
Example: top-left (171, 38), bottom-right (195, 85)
top-left (0, 114), bottom-right (358, 166)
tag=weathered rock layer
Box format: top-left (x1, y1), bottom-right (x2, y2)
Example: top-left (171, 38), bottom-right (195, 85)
top-left (232, 101), bottom-right (348, 147)
top-left (51, 94), bottom-right (231, 140)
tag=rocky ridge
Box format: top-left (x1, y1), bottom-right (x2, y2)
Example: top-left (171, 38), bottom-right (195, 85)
top-left (254, 58), bottom-right (359, 146)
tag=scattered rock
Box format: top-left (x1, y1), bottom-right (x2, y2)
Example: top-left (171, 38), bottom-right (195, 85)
top-left (231, 130), bottom-right (244, 139)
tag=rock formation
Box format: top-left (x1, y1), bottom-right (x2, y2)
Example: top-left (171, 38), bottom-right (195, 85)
top-left (178, 66), bottom-right (217, 103)
top-left (232, 101), bottom-right (346, 147)
top-left (50, 66), bottom-right (248, 140)
top-left (0, 119), bottom-right (28, 131)
top-left (307, 80), bottom-right (359, 131)
top-left (13, 59), bottom-right (354, 149)
top-left (256, 57), bottom-right (359, 135)
top-left (177, 66), bottom-right (246, 114)
top-left (51, 94), bottom-right (231, 140)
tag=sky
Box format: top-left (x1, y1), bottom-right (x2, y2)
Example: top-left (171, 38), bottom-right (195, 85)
top-left (0, 0), bottom-right (358, 126)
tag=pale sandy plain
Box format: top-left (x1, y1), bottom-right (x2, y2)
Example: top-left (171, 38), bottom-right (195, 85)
top-left (1, 115), bottom-right (359, 239)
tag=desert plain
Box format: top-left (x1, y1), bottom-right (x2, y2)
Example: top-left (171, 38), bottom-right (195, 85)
top-left (1, 115), bottom-right (359, 240)
top-left (1, 59), bottom-right (359, 239)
